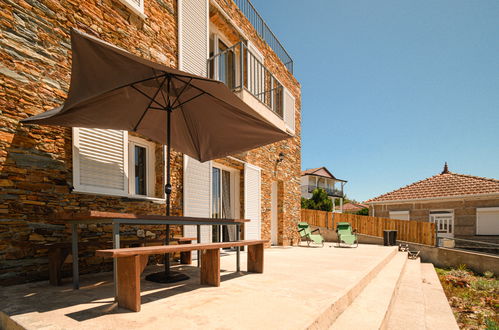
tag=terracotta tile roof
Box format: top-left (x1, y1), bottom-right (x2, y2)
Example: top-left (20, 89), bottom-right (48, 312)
top-left (366, 169), bottom-right (499, 203)
top-left (342, 202), bottom-right (368, 211)
top-left (301, 167), bottom-right (347, 182)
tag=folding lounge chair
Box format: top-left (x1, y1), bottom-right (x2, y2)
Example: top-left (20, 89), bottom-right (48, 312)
top-left (297, 222), bottom-right (325, 247)
top-left (336, 222), bottom-right (358, 247)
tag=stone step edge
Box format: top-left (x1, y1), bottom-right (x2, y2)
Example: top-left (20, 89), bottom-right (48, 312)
top-left (331, 252), bottom-right (408, 330)
top-left (382, 257), bottom-right (426, 330)
top-left (379, 254), bottom-right (411, 330)
top-left (420, 263), bottom-right (459, 330)
top-left (306, 247), bottom-right (399, 329)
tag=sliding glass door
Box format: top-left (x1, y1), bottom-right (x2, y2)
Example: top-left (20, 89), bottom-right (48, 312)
top-left (212, 167), bottom-right (236, 244)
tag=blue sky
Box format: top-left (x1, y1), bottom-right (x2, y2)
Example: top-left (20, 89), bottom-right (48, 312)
top-left (251, 0), bottom-right (499, 202)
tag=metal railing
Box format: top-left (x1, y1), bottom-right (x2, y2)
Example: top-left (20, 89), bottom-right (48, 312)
top-left (233, 0), bottom-right (294, 73)
top-left (437, 237), bottom-right (499, 256)
top-left (302, 185), bottom-right (344, 198)
top-left (207, 42), bottom-right (284, 118)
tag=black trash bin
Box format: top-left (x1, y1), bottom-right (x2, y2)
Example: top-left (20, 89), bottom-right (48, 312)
top-left (383, 230), bottom-right (390, 246)
top-left (383, 230), bottom-right (398, 246)
top-left (389, 230), bottom-right (398, 246)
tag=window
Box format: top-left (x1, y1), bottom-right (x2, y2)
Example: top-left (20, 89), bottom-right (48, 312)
top-left (73, 128), bottom-right (157, 199)
top-left (389, 211), bottom-right (410, 221)
top-left (118, 0), bottom-right (146, 18)
top-left (429, 210), bottom-right (454, 238)
top-left (211, 164), bottom-right (238, 243)
top-left (128, 136), bottom-right (155, 197)
top-left (476, 207), bottom-right (499, 235)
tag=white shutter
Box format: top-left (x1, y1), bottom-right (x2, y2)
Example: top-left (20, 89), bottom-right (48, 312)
top-left (183, 155), bottom-right (212, 251)
top-left (283, 88), bottom-right (296, 134)
top-left (244, 163), bottom-right (261, 240)
top-left (73, 128), bottom-right (128, 195)
top-left (179, 0), bottom-right (208, 76)
top-left (389, 211), bottom-right (410, 221)
top-left (477, 207), bottom-right (499, 235)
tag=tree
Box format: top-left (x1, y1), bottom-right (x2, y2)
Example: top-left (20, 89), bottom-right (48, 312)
top-left (301, 188), bottom-right (333, 212)
top-left (356, 208), bottom-right (369, 216)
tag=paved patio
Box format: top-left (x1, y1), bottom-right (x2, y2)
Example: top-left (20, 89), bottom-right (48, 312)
top-left (0, 243), bottom-right (397, 330)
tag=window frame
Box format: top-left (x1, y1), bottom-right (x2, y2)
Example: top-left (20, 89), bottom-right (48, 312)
top-left (118, 0), bottom-right (147, 19)
top-left (128, 135), bottom-right (156, 198)
top-left (72, 128), bottom-right (162, 202)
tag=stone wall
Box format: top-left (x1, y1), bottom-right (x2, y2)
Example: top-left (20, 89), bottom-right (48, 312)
top-left (0, 0), bottom-right (301, 285)
top-left (370, 197), bottom-right (499, 239)
top-left (209, 0), bottom-right (302, 246)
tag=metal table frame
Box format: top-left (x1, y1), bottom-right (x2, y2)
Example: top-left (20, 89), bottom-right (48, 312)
top-left (69, 217), bottom-right (243, 291)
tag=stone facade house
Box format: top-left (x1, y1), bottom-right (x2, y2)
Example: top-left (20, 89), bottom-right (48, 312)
top-left (366, 164), bottom-right (499, 243)
top-left (300, 167), bottom-right (346, 212)
top-left (0, 0), bottom-right (301, 285)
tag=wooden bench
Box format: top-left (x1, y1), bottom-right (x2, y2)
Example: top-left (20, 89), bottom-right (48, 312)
top-left (46, 237), bottom-right (195, 286)
top-left (96, 240), bottom-right (267, 312)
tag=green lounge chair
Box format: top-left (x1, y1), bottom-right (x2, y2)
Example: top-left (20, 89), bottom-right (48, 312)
top-left (336, 222), bottom-right (358, 247)
top-left (298, 222), bottom-right (325, 247)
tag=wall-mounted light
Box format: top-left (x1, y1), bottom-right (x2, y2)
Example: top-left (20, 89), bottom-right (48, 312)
top-left (277, 152), bottom-right (285, 164)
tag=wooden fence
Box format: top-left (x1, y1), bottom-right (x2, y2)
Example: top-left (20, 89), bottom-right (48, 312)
top-left (301, 210), bottom-right (436, 246)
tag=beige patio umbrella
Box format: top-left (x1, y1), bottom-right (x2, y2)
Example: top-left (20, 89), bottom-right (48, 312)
top-left (22, 29), bottom-right (291, 282)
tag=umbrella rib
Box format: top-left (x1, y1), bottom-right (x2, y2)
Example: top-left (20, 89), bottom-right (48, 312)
top-left (172, 91), bottom-right (206, 110)
top-left (154, 69), bottom-right (170, 108)
top-left (131, 85), bottom-right (166, 109)
top-left (171, 77), bottom-right (193, 108)
top-left (168, 79), bottom-right (202, 159)
top-left (133, 76), bottom-right (168, 131)
top-left (171, 76), bottom-right (245, 113)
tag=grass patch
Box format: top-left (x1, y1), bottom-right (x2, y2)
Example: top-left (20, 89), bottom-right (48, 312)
top-left (436, 266), bottom-right (499, 329)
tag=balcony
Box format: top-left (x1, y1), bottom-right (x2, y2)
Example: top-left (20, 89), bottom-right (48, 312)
top-left (233, 0), bottom-right (293, 73)
top-left (302, 185), bottom-right (344, 198)
top-left (208, 42), bottom-right (286, 128)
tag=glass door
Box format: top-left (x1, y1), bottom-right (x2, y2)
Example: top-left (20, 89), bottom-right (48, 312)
top-left (211, 167), bottom-right (236, 244)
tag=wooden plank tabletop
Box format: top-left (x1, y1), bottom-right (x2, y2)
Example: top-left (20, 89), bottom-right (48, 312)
top-left (96, 240), bottom-right (268, 257)
top-left (56, 211), bottom-right (250, 224)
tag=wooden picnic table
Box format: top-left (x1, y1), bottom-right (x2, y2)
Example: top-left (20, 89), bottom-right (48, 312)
top-left (57, 211), bottom-right (250, 290)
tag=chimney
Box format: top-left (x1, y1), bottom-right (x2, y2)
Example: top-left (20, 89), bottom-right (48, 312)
top-left (441, 162), bottom-right (449, 174)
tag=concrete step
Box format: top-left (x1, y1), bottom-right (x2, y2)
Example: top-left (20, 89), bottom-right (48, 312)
top-left (309, 246), bottom-right (399, 329)
top-left (329, 252), bottom-right (407, 330)
top-left (420, 263), bottom-right (459, 330)
top-left (385, 257), bottom-right (426, 330)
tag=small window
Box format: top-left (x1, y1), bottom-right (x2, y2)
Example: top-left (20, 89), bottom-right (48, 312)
top-left (134, 145), bottom-right (147, 195)
top-left (129, 136), bottom-right (155, 197)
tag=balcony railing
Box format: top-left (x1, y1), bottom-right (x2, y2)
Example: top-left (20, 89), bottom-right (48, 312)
top-left (302, 185), bottom-right (344, 198)
top-left (207, 41), bottom-right (284, 118)
top-left (233, 0), bottom-right (293, 73)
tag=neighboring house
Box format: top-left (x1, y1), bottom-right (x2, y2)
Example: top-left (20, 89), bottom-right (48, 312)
top-left (0, 0), bottom-right (301, 285)
top-left (301, 167), bottom-right (347, 212)
top-left (342, 202), bottom-right (368, 214)
top-left (366, 164), bottom-right (499, 243)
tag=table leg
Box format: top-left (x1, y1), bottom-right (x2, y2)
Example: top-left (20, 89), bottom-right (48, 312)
top-left (196, 225), bottom-right (201, 268)
top-left (113, 223), bottom-right (120, 299)
top-left (71, 223), bottom-right (79, 290)
top-left (236, 224), bottom-right (240, 272)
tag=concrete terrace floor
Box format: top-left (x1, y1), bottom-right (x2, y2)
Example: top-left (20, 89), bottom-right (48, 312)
top-left (0, 243), bottom-right (397, 330)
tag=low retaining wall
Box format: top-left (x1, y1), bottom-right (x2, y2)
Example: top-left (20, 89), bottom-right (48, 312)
top-left (357, 233), bottom-right (499, 275)
top-left (310, 226), bottom-right (499, 275)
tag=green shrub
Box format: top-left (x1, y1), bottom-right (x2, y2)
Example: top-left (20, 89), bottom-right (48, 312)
top-left (484, 271), bottom-right (495, 279)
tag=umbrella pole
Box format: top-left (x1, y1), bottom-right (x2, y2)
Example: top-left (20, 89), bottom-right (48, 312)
top-left (145, 101), bottom-right (188, 283)
top-left (165, 108), bottom-right (172, 275)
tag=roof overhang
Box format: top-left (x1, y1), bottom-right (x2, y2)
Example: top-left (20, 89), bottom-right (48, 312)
top-left (302, 173), bottom-right (347, 183)
top-left (365, 192), bottom-right (499, 205)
